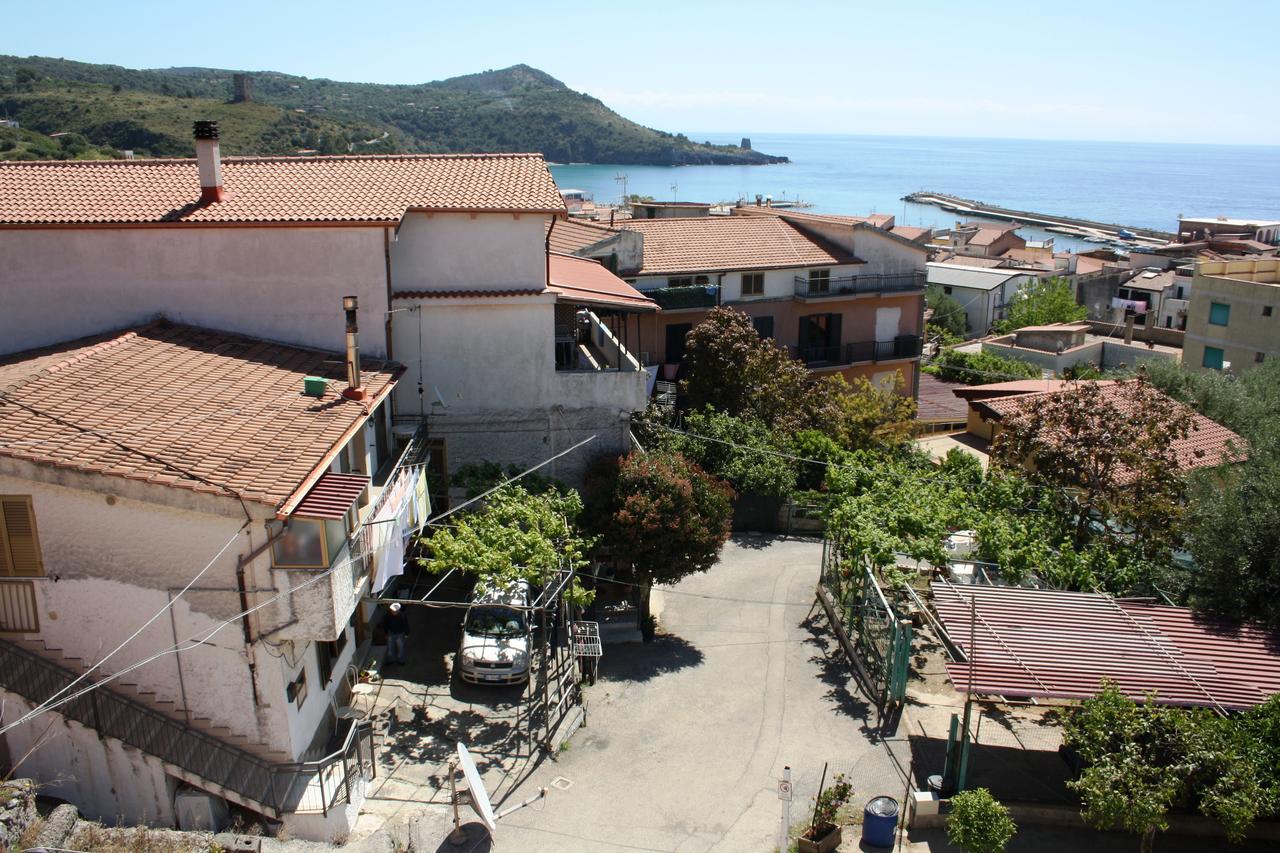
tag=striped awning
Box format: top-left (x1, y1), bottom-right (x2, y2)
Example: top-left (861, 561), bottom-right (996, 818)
top-left (291, 472), bottom-right (369, 520)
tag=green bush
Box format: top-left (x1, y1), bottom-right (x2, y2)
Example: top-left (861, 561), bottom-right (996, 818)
top-left (924, 348), bottom-right (1041, 385)
top-left (947, 788), bottom-right (1016, 853)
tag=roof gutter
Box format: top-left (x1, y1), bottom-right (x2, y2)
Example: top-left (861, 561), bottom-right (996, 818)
top-left (545, 214), bottom-right (559, 290)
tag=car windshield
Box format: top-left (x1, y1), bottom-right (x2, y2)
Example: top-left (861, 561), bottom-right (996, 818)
top-left (465, 605), bottom-right (527, 639)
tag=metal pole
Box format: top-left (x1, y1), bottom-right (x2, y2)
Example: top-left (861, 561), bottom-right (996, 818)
top-left (777, 765), bottom-right (792, 852)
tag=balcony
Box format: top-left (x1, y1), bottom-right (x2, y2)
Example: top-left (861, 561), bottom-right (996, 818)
top-left (793, 273), bottom-right (925, 299)
top-left (647, 285), bottom-right (720, 310)
top-left (791, 335), bottom-right (923, 367)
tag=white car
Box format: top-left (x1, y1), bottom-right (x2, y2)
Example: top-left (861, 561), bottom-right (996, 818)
top-left (457, 582), bottom-right (531, 685)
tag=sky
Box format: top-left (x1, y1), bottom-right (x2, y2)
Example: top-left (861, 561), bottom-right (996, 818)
top-left (5, 0), bottom-right (1279, 145)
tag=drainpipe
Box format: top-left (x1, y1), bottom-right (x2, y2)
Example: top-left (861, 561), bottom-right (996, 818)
top-left (545, 217), bottom-right (559, 289)
top-left (236, 524), bottom-right (289, 707)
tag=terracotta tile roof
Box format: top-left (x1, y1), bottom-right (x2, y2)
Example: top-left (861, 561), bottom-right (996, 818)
top-left (1074, 255), bottom-right (1108, 274)
top-left (731, 205), bottom-right (873, 226)
top-left (0, 322), bottom-right (401, 513)
top-left (546, 218), bottom-right (620, 254)
top-left (976, 381), bottom-right (1245, 474)
top-left (617, 216), bottom-right (860, 276)
top-left (953, 379), bottom-right (1114, 401)
top-left (936, 254), bottom-right (1007, 268)
top-left (0, 153), bottom-right (565, 226)
top-left (891, 225), bottom-right (931, 242)
top-left (548, 253), bottom-right (657, 312)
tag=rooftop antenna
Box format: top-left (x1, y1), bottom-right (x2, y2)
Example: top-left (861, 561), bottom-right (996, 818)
top-left (671, 181), bottom-right (678, 202)
top-left (615, 172), bottom-right (629, 206)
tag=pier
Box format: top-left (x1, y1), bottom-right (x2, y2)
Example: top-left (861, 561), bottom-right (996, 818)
top-left (902, 191), bottom-right (1174, 247)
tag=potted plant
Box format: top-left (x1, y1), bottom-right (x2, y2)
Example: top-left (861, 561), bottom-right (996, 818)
top-left (798, 771), bottom-right (852, 853)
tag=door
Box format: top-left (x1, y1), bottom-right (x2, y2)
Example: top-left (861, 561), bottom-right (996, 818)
top-left (665, 323), bottom-right (693, 364)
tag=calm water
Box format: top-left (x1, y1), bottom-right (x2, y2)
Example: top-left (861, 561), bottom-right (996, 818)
top-left (551, 134), bottom-right (1280, 248)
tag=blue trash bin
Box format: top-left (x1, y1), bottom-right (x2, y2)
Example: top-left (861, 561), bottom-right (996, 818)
top-left (862, 796), bottom-right (899, 848)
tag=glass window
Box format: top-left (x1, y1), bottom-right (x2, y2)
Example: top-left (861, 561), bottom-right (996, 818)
top-left (1209, 302), bottom-right (1231, 326)
top-left (752, 315), bottom-right (774, 339)
top-left (1202, 346), bottom-right (1225, 370)
top-left (465, 606), bottom-right (527, 638)
top-left (1257, 352), bottom-right (1267, 364)
top-left (742, 273), bottom-right (764, 296)
top-left (272, 519), bottom-right (327, 568)
top-left (808, 269), bottom-right (831, 294)
top-left (1264, 306), bottom-right (1274, 317)
top-left (668, 276), bottom-right (694, 288)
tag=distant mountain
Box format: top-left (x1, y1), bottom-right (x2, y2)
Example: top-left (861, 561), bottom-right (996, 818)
top-left (0, 56), bottom-right (787, 166)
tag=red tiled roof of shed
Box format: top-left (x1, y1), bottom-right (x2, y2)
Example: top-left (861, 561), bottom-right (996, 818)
top-left (617, 216), bottom-right (860, 275)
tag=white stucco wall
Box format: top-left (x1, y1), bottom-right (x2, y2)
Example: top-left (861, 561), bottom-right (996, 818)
top-left (851, 227), bottom-right (929, 275)
top-left (391, 212), bottom-right (549, 293)
top-left (0, 226), bottom-right (390, 357)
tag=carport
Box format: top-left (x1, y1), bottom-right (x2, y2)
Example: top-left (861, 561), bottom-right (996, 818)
top-left (929, 581), bottom-right (1280, 792)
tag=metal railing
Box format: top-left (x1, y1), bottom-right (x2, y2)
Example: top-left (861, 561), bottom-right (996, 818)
top-left (792, 335), bottom-right (923, 366)
top-left (0, 638), bottom-right (374, 818)
top-left (647, 285), bottom-right (719, 310)
top-left (0, 579), bottom-right (39, 633)
top-left (793, 272), bottom-right (924, 298)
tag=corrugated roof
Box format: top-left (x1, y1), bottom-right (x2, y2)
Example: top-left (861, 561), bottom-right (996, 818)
top-left (293, 472), bottom-right (370, 520)
top-left (976, 380), bottom-right (1245, 474)
top-left (618, 216), bottom-right (860, 275)
top-left (0, 321), bottom-right (401, 512)
top-left (547, 253), bottom-right (657, 312)
top-left (927, 262), bottom-right (1028, 291)
top-left (933, 582), bottom-right (1280, 711)
top-left (0, 153), bottom-right (565, 225)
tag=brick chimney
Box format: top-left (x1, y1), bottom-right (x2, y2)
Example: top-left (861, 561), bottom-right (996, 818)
top-left (193, 121), bottom-right (224, 204)
top-left (342, 295), bottom-right (366, 401)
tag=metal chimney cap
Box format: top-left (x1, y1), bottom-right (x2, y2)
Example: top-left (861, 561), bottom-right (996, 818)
top-left (193, 121), bottom-right (220, 140)
top-left (342, 295), bottom-right (359, 311)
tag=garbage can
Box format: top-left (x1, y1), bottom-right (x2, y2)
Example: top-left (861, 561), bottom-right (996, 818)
top-left (862, 796), bottom-right (899, 848)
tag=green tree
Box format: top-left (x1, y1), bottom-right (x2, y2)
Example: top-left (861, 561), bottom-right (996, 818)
top-left (664, 409), bottom-right (797, 498)
top-left (993, 379), bottom-right (1192, 568)
top-left (809, 373), bottom-right (917, 451)
top-left (421, 485), bottom-right (595, 605)
top-left (681, 306), bottom-right (813, 432)
top-left (927, 284), bottom-right (968, 338)
top-left (994, 276), bottom-right (1087, 333)
top-left (946, 788), bottom-right (1017, 853)
top-left (924, 348), bottom-right (1041, 384)
top-left (589, 451), bottom-right (733, 629)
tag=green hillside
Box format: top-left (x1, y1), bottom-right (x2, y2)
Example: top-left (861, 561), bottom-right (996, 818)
top-left (0, 57), bottom-right (786, 165)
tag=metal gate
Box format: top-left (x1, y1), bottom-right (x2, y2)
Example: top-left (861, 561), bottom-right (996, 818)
top-left (819, 540), bottom-right (912, 711)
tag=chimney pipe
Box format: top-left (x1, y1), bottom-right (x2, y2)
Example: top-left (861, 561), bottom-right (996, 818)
top-left (1124, 313), bottom-right (1135, 345)
top-left (342, 295), bottom-right (366, 401)
top-left (193, 121), bottom-right (224, 204)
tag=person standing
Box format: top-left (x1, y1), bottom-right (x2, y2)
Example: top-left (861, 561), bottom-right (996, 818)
top-left (385, 602), bottom-right (410, 666)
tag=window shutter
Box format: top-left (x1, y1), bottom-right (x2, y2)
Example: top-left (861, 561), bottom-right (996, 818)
top-left (1, 497), bottom-right (43, 577)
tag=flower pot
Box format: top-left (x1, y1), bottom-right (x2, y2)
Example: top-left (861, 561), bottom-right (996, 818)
top-left (796, 823), bottom-right (841, 853)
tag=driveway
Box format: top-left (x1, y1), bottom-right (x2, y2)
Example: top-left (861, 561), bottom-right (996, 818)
top-left (490, 534), bottom-right (905, 852)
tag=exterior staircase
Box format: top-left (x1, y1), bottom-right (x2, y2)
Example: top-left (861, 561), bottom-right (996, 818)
top-left (0, 637), bottom-right (374, 820)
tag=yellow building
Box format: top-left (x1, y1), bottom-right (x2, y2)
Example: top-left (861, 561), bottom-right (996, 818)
top-left (1184, 258), bottom-right (1280, 373)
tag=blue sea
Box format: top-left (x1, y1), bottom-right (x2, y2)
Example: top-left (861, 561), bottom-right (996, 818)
top-left (551, 134), bottom-right (1280, 251)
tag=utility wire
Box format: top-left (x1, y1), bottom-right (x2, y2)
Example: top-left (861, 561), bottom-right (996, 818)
top-left (0, 435), bottom-right (598, 736)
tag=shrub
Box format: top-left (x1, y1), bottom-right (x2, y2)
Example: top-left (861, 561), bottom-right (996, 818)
top-left (947, 788), bottom-right (1017, 853)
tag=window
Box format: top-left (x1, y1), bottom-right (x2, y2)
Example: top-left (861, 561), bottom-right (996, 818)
top-left (665, 323), bottom-right (694, 363)
top-left (668, 276), bottom-right (694, 288)
top-left (0, 496), bottom-right (43, 577)
top-left (316, 628), bottom-right (348, 686)
top-left (1264, 306), bottom-right (1274, 317)
top-left (1202, 346), bottom-right (1225, 370)
top-left (693, 275), bottom-right (710, 286)
top-left (943, 286), bottom-right (953, 296)
top-left (742, 273), bottom-right (764, 297)
top-left (287, 667), bottom-right (308, 708)
top-left (271, 519), bottom-right (329, 569)
top-left (751, 315), bottom-right (774, 339)
top-left (1209, 302), bottom-right (1231, 326)
top-left (807, 269), bottom-right (831, 294)
top-left (1257, 352), bottom-right (1267, 364)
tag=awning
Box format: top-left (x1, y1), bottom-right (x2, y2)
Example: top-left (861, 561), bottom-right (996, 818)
top-left (291, 472), bottom-right (369, 519)
top-left (933, 581), bottom-right (1280, 712)
top-left (548, 252), bottom-right (658, 312)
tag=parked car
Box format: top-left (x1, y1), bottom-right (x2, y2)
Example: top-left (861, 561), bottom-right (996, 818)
top-left (457, 581), bottom-right (531, 685)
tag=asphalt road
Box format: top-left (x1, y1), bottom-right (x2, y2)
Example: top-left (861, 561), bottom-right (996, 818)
top-left (494, 534), bottom-right (904, 853)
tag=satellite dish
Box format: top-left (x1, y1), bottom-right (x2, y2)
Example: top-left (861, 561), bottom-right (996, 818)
top-left (457, 742), bottom-right (497, 833)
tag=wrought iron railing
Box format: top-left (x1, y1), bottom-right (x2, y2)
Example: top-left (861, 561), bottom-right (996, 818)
top-left (0, 639), bottom-right (374, 817)
top-left (791, 335), bottom-right (923, 366)
top-left (793, 272), bottom-right (924, 298)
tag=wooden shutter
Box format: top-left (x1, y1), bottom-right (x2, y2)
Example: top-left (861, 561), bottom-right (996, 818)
top-left (0, 496), bottom-right (43, 577)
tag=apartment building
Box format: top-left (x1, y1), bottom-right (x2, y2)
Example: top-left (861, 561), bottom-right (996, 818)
top-left (1185, 258), bottom-right (1280, 373)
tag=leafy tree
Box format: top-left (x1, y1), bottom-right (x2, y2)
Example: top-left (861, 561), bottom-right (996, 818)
top-left (924, 348), bottom-right (1041, 384)
top-left (946, 788), bottom-right (1017, 853)
top-left (663, 409), bottom-right (797, 497)
top-left (994, 276), bottom-right (1087, 333)
top-left (589, 451), bottom-right (733, 627)
top-left (807, 373), bottom-right (917, 451)
top-left (450, 459), bottom-right (563, 498)
top-left (927, 284), bottom-right (968, 338)
top-left (993, 378), bottom-right (1192, 568)
top-left (422, 484), bottom-right (595, 605)
top-left (682, 306), bottom-right (813, 432)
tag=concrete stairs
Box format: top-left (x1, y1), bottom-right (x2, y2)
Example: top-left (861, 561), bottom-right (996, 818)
top-left (7, 636), bottom-right (291, 765)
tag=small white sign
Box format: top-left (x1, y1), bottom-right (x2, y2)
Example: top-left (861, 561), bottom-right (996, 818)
top-left (777, 779), bottom-right (793, 802)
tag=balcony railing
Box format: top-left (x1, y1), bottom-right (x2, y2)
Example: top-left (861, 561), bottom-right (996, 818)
top-left (647, 285), bottom-right (719, 310)
top-left (793, 273), bottom-right (925, 298)
top-left (792, 335), bottom-right (923, 366)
